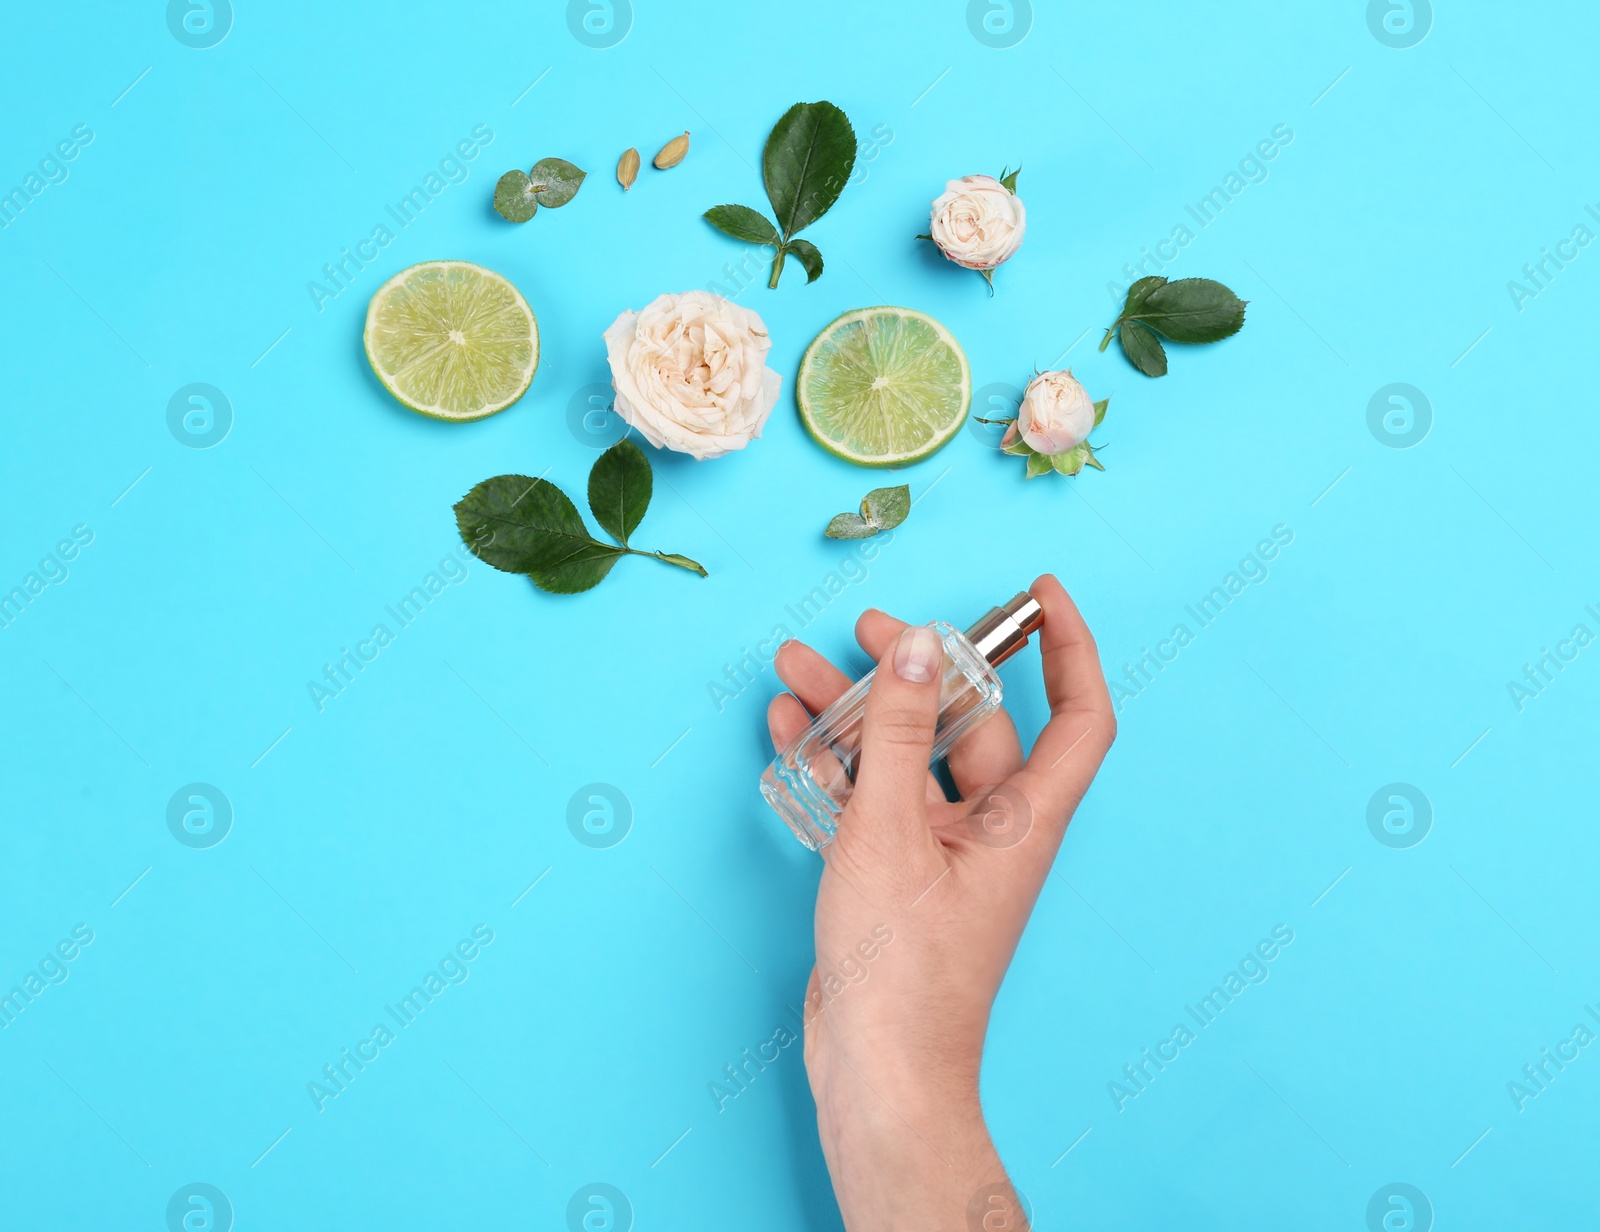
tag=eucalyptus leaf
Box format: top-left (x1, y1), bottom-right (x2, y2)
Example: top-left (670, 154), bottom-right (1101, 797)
top-left (824, 513), bottom-right (875, 539)
top-left (763, 101), bottom-right (857, 239)
top-left (860, 484), bottom-right (909, 530)
top-left (493, 170), bottom-right (538, 223)
top-left (824, 482), bottom-right (911, 538)
top-left (528, 157), bottom-right (587, 208)
top-left (588, 438), bottom-right (651, 546)
top-left (704, 204), bottom-right (781, 246)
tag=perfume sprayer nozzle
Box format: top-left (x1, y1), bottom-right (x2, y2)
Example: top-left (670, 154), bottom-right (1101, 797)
top-left (963, 592), bottom-right (1045, 668)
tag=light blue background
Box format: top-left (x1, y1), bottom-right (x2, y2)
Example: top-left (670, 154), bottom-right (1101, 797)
top-left (3, 1), bottom-right (1596, 1228)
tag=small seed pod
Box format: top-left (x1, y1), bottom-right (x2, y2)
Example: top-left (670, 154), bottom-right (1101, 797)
top-left (653, 131), bottom-right (690, 169)
top-left (617, 147), bottom-right (640, 190)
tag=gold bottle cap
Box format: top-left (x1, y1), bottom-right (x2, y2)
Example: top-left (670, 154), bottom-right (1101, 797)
top-left (964, 592), bottom-right (1045, 667)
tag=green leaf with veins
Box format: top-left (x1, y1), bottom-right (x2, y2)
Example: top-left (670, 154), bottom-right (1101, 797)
top-left (787, 238), bottom-right (824, 283)
top-left (587, 439), bottom-right (651, 546)
top-left (1129, 277), bottom-right (1247, 343)
top-left (703, 101), bottom-right (856, 289)
top-left (455, 450), bottom-right (704, 595)
top-left (1118, 320), bottom-right (1169, 377)
top-left (1102, 275), bottom-right (1245, 376)
top-left (763, 101), bottom-right (856, 239)
top-left (704, 204), bottom-right (781, 246)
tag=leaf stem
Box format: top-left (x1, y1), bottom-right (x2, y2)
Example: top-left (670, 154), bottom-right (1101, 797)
top-left (768, 246), bottom-right (786, 289)
top-left (1099, 323), bottom-right (1118, 352)
top-left (628, 547), bottom-right (708, 577)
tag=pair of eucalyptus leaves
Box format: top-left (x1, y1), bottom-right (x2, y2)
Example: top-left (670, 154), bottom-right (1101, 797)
top-left (454, 440), bottom-right (704, 594)
top-left (493, 157), bottom-right (587, 223)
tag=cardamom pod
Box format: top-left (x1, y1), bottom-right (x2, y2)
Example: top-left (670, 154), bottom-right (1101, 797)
top-left (617, 147), bottom-right (640, 190)
top-left (653, 131), bottom-right (690, 170)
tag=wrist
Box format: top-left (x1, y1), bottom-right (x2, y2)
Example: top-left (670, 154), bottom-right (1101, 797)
top-left (809, 1054), bottom-right (1011, 1231)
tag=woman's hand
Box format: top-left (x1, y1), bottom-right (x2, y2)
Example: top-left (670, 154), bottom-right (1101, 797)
top-left (766, 575), bottom-right (1114, 1231)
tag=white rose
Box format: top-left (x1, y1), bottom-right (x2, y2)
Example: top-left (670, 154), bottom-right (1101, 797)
top-left (603, 291), bottom-right (782, 461)
top-left (1009, 369), bottom-right (1095, 455)
top-left (929, 175), bottom-right (1026, 271)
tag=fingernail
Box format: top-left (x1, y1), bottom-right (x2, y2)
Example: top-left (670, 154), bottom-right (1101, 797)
top-left (893, 626), bottom-right (942, 683)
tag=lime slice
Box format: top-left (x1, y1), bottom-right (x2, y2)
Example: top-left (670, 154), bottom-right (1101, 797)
top-left (797, 307), bottom-right (970, 467)
top-left (364, 261), bottom-right (539, 421)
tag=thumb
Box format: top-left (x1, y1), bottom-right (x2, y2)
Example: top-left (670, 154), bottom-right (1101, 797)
top-left (847, 625), bottom-right (945, 847)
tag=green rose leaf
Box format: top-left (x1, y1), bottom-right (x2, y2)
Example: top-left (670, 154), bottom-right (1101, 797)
top-left (705, 101), bottom-right (857, 289)
top-left (861, 483), bottom-right (909, 530)
top-left (587, 438), bottom-right (651, 546)
top-left (1024, 452), bottom-right (1054, 480)
top-left (528, 157), bottom-right (587, 208)
top-left (455, 475), bottom-right (603, 575)
top-left (999, 166), bottom-right (1021, 194)
top-left (787, 238), bottom-right (824, 283)
top-left (455, 457), bottom-right (705, 597)
top-left (704, 204), bottom-right (781, 246)
top-left (763, 101), bottom-right (857, 240)
top-left (1119, 320), bottom-right (1169, 377)
top-left (1093, 397), bottom-right (1109, 427)
top-left (493, 170), bottom-right (538, 223)
top-left (1101, 274), bottom-right (1244, 375)
top-left (1122, 275), bottom-right (1167, 317)
top-left (1130, 277), bottom-right (1247, 343)
top-left (528, 543), bottom-right (626, 594)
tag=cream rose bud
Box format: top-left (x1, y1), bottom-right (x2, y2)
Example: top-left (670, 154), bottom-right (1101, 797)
top-left (1016, 369), bottom-right (1095, 455)
top-left (602, 290), bottom-right (782, 461)
top-left (929, 175), bottom-right (1026, 271)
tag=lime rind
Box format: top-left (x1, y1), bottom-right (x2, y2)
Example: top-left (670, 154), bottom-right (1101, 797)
top-left (364, 261), bottom-right (539, 421)
top-left (797, 307), bottom-right (970, 467)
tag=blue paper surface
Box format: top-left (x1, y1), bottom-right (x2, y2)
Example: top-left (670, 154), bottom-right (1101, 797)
top-left (3, 2), bottom-right (1597, 1228)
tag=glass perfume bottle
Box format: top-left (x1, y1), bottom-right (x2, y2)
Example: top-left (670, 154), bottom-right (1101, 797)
top-left (761, 592), bottom-right (1045, 850)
